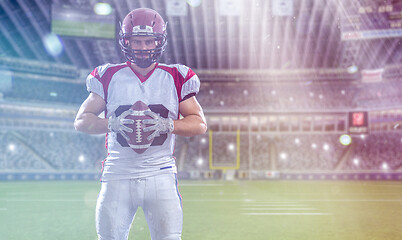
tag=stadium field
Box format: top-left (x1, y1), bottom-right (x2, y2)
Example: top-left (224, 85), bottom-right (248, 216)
top-left (0, 180), bottom-right (401, 240)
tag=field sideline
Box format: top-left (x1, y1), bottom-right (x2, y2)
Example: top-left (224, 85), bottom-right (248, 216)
top-left (0, 180), bottom-right (401, 240)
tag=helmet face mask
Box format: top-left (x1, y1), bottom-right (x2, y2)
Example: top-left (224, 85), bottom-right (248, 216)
top-left (119, 8), bottom-right (167, 68)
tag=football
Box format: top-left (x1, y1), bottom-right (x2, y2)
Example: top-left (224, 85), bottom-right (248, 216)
top-left (125, 101), bottom-right (153, 154)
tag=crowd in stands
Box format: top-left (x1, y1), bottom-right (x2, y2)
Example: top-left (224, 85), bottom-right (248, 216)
top-left (274, 134), bottom-right (347, 171)
top-left (0, 131), bottom-right (50, 170)
top-left (0, 130), bottom-right (106, 172)
top-left (1, 129), bottom-right (402, 173)
top-left (353, 81), bottom-right (402, 108)
top-left (3, 76), bottom-right (87, 105)
top-left (182, 135), bottom-right (209, 171)
top-left (197, 81), bottom-right (402, 111)
top-left (2, 74), bottom-right (402, 111)
top-left (344, 132), bottom-right (402, 171)
top-left (1, 70), bottom-right (402, 175)
top-left (245, 135), bottom-right (271, 170)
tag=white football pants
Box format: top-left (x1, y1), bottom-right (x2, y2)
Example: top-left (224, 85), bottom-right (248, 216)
top-left (96, 173), bottom-right (183, 240)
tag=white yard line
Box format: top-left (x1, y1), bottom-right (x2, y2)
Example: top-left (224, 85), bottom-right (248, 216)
top-left (243, 213), bottom-right (331, 216)
top-left (179, 184), bottom-right (224, 186)
top-left (184, 199), bottom-right (402, 202)
top-left (241, 199), bottom-right (402, 203)
top-left (6, 191), bottom-right (86, 196)
top-left (185, 193), bottom-right (249, 195)
top-left (360, 183), bottom-right (402, 188)
top-left (0, 199), bottom-right (87, 202)
top-left (241, 204), bottom-right (307, 206)
top-left (1, 198), bottom-right (400, 203)
top-left (242, 208), bottom-right (317, 210)
top-left (293, 199), bottom-right (402, 202)
top-left (242, 200), bottom-right (301, 203)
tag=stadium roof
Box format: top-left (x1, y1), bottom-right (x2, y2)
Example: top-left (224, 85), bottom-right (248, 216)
top-left (0, 0), bottom-right (401, 71)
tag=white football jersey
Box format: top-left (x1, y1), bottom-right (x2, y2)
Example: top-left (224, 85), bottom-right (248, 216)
top-left (86, 61), bottom-right (200, 181)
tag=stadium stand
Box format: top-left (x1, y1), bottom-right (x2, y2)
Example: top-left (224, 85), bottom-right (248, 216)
top-left (0, 130), bottom-right (105, 171)
top-left (1, 59), bottom-right (402, 180)
top-left (344, 132), bottom-right (402, 171)
top-left (275, 134), bottom-right (347, 171)
top-left (198, 81), bottom-right (402, 111)
top-left (4, 76), bottom-right (86, 104)
top-left (0, 131), bottom-right (50, 170)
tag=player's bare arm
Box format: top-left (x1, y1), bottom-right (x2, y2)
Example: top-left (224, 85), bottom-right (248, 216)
top-left (74, 92), bottom-right (108, 134)
top-left (173, 96), bottom-right (207, 137)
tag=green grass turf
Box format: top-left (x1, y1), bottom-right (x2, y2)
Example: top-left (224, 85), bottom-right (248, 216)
top-left (0, 180), bottom-right (401, 240)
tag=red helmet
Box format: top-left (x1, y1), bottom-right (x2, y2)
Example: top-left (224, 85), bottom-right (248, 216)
top-left (119, 8), bottom-right (167, 68)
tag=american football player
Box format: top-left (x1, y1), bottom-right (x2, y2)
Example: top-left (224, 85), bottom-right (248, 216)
top-left (74, 8), bottom-right (207, 240)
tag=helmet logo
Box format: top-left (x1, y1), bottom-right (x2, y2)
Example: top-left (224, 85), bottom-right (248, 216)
top-left (132, 25), bottom-right (154, 34)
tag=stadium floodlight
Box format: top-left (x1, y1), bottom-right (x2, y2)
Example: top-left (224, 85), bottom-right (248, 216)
top-left (8, 143), bottom-right (15, 152)
top-left (94, 3), bottom-right (112, 16)
top-left (347, 65), bottom-right (358, 74)
top-left (42, 33), bottom-right (63, 57)
top-left (197, 158), bottom-right (203, 166)
top-left (78, 155), bottom-right (85, 163)
top-left (227, 143), bottom-right (235, 151)
top-left (339, 134), bottom-right (352, 146)
top-left (187, 0), bottom-right (202, 7)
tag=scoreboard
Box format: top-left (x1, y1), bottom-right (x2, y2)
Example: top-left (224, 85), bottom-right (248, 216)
top-left (348, 111), bottom-right (369, 134)
top-left (51, 3), bottom-right (115, 39)
top-left (341, 0), bottom-right (402, 40)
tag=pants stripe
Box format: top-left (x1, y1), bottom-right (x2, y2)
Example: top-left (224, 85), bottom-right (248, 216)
top-left (174, 173), bottom-right (183, 209)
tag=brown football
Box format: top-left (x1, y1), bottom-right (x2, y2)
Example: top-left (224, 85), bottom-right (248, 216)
top-left (125, 101), bottom-right (153, 154)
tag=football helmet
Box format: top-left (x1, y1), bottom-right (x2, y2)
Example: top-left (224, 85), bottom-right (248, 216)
top-left (119, 8), bottom-right (167, 68)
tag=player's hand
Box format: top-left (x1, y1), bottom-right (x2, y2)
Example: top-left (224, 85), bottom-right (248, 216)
top-left (142, 110), bottom-right (174, 141)
top-left (107, 109), bottom-right (135, 141)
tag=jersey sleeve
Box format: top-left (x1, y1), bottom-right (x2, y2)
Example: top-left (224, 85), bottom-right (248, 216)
top-left (86, 67), bottom-right (105, 100)
top-left (178, 65), bottom-right (200, 101)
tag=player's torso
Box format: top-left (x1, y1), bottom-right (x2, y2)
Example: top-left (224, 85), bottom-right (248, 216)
top-left (106, 67), bottom-right (179, 119)
top-left (103, 64), bottom-right (179, 179)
